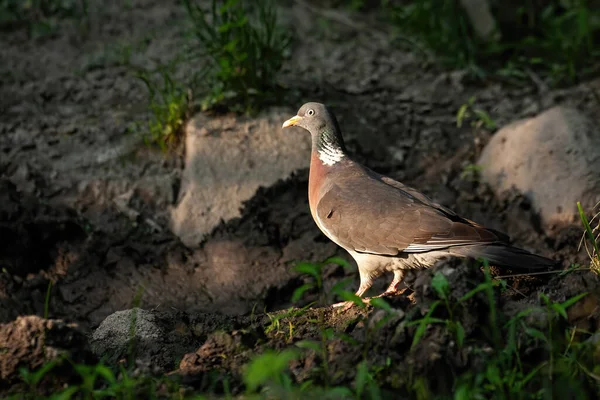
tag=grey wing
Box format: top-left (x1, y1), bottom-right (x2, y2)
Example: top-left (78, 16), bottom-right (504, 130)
top-left (379, 174), bottom-right (510, 242)
top-left (379, 175), bottom-right (459, 217)
top-left (316, 177), bottom-right (501, 256)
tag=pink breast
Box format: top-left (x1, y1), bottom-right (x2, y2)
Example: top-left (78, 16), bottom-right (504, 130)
top-left (308, 152), bottom-right (327, 219)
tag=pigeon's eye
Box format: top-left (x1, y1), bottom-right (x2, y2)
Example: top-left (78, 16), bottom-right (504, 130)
top-left (307, 109), bottom-right (315, 116)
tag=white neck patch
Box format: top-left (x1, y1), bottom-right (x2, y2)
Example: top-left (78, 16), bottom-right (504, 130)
top-left (318, 142), bottom-right (345, 166)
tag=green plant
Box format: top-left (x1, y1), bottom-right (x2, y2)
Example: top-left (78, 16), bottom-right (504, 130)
top-left (44, 280), bottom-right (53, 319)
top-left (243, 349), bottom-right (300, 394)
top-left (19, 358), bottom-right (62, 397)
top-left (460, 163), bottom-right (483, 182)
top-left (387, 0), bottom-right (600, 86)
top-left (511, 1), bottom-right (599, 85)
top-left (15, 359), bottom-right (201, 399)
top-left (0, 0), bottom-right (89, 38)
top-left (403, 261), bottom-right (597, 399)
top-left (182, 0), bottom-right (291, 114)
top-left (243, 348), bottom-right (356, 399)
top-left (133, 63), bottom-right (191, 151)
top-left (265, 303), bottom-right (312, 339)
top-left (291, 256), bottom-right (363, 390)
top-left (79, 41), bottom-right (136, 73)
top-left (407, 270), bottom-right (471, 349)
top-left (578, 201), bottom-right (600, 273)
top-left (456, 96), bottom-right (496, 130)
top-left (354, 361), bottom-right (382, 400)
top-left (347, 0), bottom-right (367, 12)
top-left (292, 256), bottom-right (353, 305)
top-left (125, 283), bottom-right (147, 368)
top-left (388, 0), bottom-right (477, 67)
top-left (454, 291), bottom-right (595, 399)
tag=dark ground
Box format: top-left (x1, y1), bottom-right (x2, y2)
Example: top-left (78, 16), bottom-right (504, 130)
top-left (1, 0), bottom-right (600, 397)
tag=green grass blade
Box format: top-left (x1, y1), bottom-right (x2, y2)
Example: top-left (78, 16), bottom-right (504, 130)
top-left (578, 201), bottom-right (600, 256)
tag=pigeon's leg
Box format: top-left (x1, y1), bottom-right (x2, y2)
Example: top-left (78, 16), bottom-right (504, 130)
top-left (360, 270), bottom-right (407, 306)
top-left (332, 270), bottom-right (373, 310)
top-left (374, 270), bottom-right (405, 298)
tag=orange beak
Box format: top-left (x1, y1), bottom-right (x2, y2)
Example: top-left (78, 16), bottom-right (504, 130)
top-left (282, 115), bottom-right (302, 129)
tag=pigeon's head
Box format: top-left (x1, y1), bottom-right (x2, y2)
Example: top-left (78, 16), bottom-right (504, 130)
top-left (282, 102), bottom-right (340, 136)
top-left (282, 102), bottom-right (347, 159)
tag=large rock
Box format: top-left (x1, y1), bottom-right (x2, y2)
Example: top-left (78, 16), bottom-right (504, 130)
top-left (171, 109), bottom-right (311, 247)
top-left (478, 106), bottom-right (600, 230)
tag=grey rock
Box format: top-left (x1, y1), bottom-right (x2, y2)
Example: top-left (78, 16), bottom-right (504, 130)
top-left (170, 108), bottom-right (311, 247)
top-left (478, 106), bottom-right (600, 230)
top-left (459, 0), bottom-right (499, 42)
top-left (90, 308), bottom-right (195, 369)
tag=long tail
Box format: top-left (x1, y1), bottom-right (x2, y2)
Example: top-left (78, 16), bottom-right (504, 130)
top-left (449, 244), bottom-right (559, 269)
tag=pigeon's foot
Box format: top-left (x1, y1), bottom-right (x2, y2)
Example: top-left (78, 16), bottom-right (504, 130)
top-left (333, 289), bottom-right (409, 311)
top-left (333, 281), bottom-right (373, 311)
top-left (332, 300), bottom-right (360, 311)
top-left (370, 287), bottom-right (408, 300)
top-left (332, 297), bottom-right (373, 311)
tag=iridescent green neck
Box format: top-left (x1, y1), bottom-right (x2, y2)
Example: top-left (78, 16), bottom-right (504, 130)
top-left (316, 127), bottom-right (346, 166)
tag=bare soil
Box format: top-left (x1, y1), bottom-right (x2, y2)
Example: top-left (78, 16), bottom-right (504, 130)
top-left (1, 0), bottom-right (599, 397)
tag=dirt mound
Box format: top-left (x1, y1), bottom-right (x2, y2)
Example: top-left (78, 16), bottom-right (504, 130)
top-left (0, 316), bottom-right (94, 393)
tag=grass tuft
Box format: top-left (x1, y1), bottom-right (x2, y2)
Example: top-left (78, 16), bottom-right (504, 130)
top-left (182, 0), bottom-right (291, 114)
top-left (131, 63), bottom-right (192, 152)
top-left (43, 280), bottom-right (52, 319)
top-left (577, 201), bottom-right (600, 274)
top-left (243, 349), bottom-right (300, 394)
top-left (406, 262), bottom-right (598, 399)
top-left (0, 0), bottom-right (89, 38)
top-left (387, 0), bottom-right (600, 86)
top-left (456, 96), bottom-right (496, 130)
top-left (129, 0), bottom-right (291, 152)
